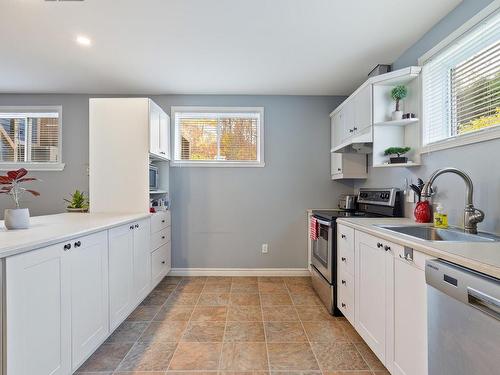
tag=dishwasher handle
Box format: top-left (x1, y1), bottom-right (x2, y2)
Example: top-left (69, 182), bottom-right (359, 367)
top-left (468, 287), bottom-right (500, 321)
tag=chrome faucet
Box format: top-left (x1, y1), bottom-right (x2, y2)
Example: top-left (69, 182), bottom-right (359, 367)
top-left (421, 168), bottom-right (484, 234)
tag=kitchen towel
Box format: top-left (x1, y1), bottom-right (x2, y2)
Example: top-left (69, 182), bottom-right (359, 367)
top-left (310, 217), bottom-right (318, 240)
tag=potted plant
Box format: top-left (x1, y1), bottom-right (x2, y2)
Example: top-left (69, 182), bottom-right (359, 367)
top-left (0, 168), bottom-right (40, 229)
top-left (390, 85), bottom-right (408, 120)
top-left (384, 146), bottom-right (411, 164)
top-left (64, 190), bottom-right (89, 213)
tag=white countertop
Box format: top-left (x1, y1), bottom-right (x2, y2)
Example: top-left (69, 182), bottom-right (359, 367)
top-left (337, 217), bottom-right (500, 279)
top-left (0, 212), bottom-right (151, 258)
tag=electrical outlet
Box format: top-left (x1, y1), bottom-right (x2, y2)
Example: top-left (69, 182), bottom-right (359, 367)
top-left (261, 243), bottom-right (269, 254)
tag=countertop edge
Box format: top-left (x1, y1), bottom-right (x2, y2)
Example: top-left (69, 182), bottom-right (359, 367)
top-left (0, 213), bottom-right (152, 259)
top-left (337, 218), bottom-right (500, 279)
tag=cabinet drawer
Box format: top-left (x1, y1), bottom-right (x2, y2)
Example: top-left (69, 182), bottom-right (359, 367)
top-left (151, 211), bottom-right (170, 233)
top-left (393, 246), bottom-right (431, 271)
top-left (337, 269), bottom-right (354, 324)
top-left (151, 242), bottom-right (171, 287)
top-left (151, 227), bottom-right (170, 251)
top-left (337, 224), bottom-right (354, 253)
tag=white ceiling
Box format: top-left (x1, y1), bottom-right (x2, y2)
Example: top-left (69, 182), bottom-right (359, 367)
top-left (0, 0), bottom-right (461, 95)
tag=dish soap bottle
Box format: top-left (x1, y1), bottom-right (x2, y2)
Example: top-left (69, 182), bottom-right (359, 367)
top-left (434, 203), bottom-right (448, 228)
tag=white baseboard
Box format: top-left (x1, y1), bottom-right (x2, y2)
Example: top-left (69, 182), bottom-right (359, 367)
top-left (169, 268), bottom-right (311, 277)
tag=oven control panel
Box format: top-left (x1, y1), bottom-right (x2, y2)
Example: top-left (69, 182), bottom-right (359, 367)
top-left (358, 188), bottom-right (398, 206)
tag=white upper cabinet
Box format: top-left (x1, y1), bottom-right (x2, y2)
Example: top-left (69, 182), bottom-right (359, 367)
top-left (149, 99), bottom-right (170, 160)
top-left (353, 84), bottom-right (372, 133)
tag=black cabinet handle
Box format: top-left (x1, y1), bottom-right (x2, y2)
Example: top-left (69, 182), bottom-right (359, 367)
top-left (74, 241), bottom-right (81, 248)
top-left (341, 280), bottom-right (346, 285)
top-left (161, 261), bottom-right (166, 264)
top-left (341, 234), bottom-right (346, 239)
top-left (130, 225), bottom-right (134, 230)
top-left (384, 245), bottom-right (391, 252)
top-left (341, 302), bottom-right (346, 308)
top-left (161, 219), bottom-right (165, 223)
top-left (161, 236), bottom-right (165, 239)
top-left (135, 224), bottom-right (139, 229)
top-left (63, 243), bottom-right (71, 251)
top-left (341, 257), bottom-right (346, 262)
top-left (377, 242), bottom-right (383, 248)
top-left (349, 128), bottom-right (354, 133)
top-left (353, 126), bottom-right (358, 131)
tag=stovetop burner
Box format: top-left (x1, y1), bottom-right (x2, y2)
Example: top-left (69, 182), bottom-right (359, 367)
top-left (312, 210), bottom-right (381, 222)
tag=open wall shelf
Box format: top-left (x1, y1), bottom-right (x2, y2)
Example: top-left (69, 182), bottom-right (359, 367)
top-left (373, 118), bottom-right (419, 127)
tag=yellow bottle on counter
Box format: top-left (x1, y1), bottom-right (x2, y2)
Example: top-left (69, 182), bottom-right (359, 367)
top-left (434, 203), bottom-right (448, 228)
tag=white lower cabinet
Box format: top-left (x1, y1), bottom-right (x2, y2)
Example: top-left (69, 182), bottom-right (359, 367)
top-left (133, 219), bottom-right (152, 303)
top-left (351, 227), bottom-right (429, 375)
top-left (6, 241), bottom-right (72, 375)
top-left (70, 232), bottom-right (109, 371)
top-left (6, 231), bottom-right (109, 375)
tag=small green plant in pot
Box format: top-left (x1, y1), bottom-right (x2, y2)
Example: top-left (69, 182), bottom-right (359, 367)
top-left (65, 190), bottom-right (89, 213)
top-left (390, 85), bottom-right (407, 120)
top-left (384, 146), bottom-right (411, 164)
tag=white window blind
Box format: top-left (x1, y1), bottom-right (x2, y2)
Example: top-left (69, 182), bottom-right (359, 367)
top-left (172, 107), bottom-right (264, 166)
top-left (0, 107), bottom-right (62, 166)
top-left (422, 9), bottom-right (500, 147)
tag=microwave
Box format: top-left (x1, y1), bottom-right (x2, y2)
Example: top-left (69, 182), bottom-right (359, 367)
top-left (149, 165), bottom-right (159, 191)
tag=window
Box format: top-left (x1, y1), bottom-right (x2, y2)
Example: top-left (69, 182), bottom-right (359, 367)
top-left (172, 107), bottom-right (264, 167)
top-left (421, 6), bottom-right (500, 151)
top-left (0, 106), bottom-right (64, 170)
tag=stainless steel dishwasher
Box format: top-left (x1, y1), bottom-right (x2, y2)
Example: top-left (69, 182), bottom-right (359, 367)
top-left (425, 259), bottom-right (500, 375)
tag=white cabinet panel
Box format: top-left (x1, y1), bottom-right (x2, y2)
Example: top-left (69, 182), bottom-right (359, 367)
top-left (393, 255), bottom-right (428, 375)
top-left (70, 232), bottom-right (109, 371)
top-left (6, 243), bottom-right (72, 375)
top-left (149, 100), bottom-right (161, 156)
top-left (151, 210), bottom-right (170, 233)
top-left (159, 111), bottom-right (170, 159)
top-left (354, 84), bottom-right (372, 133)
top-left (133, 219), bottom-right (152, 303)
top-left (151, 242), bottom-right (171, 288)
top-left (331, 152), bottom-right (343, 176)
top-left (355, 231), bottom-right (393, 363)
top-left (108, 223), bottom-right (135, 330)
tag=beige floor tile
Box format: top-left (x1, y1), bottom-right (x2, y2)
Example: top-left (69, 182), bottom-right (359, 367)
top-left (106, 321), bottom-right (148, 343)
top-left (322, 372), bottom-right (372, 375)
top-left (270, 372), bottom-right (321, 375)
top-left (231, 283), bottom-right (259, 293)
top-left (115, 372), bottom-right (164, 375)
top-left (267, 342), bottom-right (319, 371)
top-left (176, 282), bottom-right (205, 293)
top-left (224, 321), bottom-right (266, 342)
top-left (264, 321), bottom-right (308, 342)
top-left (286, 283), bottom-right (316, 294)
top-left (76, 342), bottom-right (133, 372)
top-left (166, 292), bottom-right (201, 305)
top-left (295, 306), bottom-right (335, 322)
top-left (190, 306), bottom-right (228, 321)
top-left (180, 276), bottom-right (208, 283)
top-left (283, 277), bottom-right (312, 285)
top-left (204, 283), bottom-right (232, 293)
top-left (338, 321), bottom-right (364, 343)
top-left (290, 293), bottom-right (322, 306)
top-left (258, 281), bottom-right (287, 293)
top-left (141, 289), bottom-right (173, 305)
top-left (126, 304), bottom-right (162, 322)
top-left (181, 321), bottom-right (226, 342)
top-left (354, 342), bottom-right (387, 371)
top-left (260, 293), bottom-right (293, 306)
top-left (232, 276), bottom-right (258, 284)
top-left (220, 342), bottom-right (269, 371)
top-left (227, 305), bottom-right (263, 321)
top-left (311, 342), bottom-right (369, 371)
top-left (302, 321), bottom-right (348, 343)
top-left (230, 293), bottom-right (261, 306)
top-left (262, 306), bottom-right (299, 321)
top-left (161, 276), bottom-right (183, 285)
top-left (220, 372), bottom-right (269, 374)
top-left (199, 292), bottom-right (231, 306)
top-left (153, 282), bottom-right (178, 293)
top-left (166, 372), bottom-right (217, 375)
top-left (116, 341), bottom-right (177, 372)
top-left (168, 342), bottom-right (222, 370)
top-left (206, 276), bottom-right (233, 284)
top-left (258, 277), bottom-right (284, 283)
top-left (139, 320), bottom-right (188, 342)
top-left (154, 304), bottom-right (195, 321)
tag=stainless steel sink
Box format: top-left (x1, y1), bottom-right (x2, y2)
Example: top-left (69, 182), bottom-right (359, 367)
top-left (375, 225), bottom-right (500, 242)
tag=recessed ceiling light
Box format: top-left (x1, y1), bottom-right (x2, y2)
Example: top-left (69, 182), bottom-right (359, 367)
top-left (76, 35), bottom-right (91, 46)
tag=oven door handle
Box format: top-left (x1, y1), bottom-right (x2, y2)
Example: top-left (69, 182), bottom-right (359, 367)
top-left (314, 218), bottom-right (332, 226)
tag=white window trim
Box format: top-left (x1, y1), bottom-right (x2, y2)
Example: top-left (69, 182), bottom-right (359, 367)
top-left (0, 105), bottom-right (65, 171)
top-left (419, 0), bottom-right (500, 154)
top-left (170, 106), bottom-right (265, 167)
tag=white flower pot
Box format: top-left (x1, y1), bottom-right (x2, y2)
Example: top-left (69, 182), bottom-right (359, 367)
top-left (392, 111), bottom-right (403, 120)
top-left (4, 208), bottom-right (30, 230)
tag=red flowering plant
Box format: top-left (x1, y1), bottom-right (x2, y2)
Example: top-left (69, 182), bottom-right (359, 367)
top-left (0, 168), bottom-right (40, 208)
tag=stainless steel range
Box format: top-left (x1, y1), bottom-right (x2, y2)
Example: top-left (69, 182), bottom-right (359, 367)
top-left (310, 188), bottom-right (403, 315)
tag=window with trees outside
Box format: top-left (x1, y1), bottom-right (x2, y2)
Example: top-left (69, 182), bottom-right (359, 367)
top-left (0, 106), bottom-right (64, 170)
top-left (172, 107), bottom-right (264, 167)
top-left (421, 7), bottom-right (500, 151)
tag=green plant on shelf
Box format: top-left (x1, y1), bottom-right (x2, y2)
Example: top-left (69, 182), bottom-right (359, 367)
top-left (391, 85), bottom-right (408, 112)
top-left (384, 146), bottom-right (411, 157)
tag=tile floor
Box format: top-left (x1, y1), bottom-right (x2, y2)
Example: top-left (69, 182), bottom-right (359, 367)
top-left (76, 276), bottom-right (389, 375)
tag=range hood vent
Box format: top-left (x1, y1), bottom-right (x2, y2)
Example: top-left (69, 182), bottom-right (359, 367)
top-left (332, 128), bottom-right (373, 154)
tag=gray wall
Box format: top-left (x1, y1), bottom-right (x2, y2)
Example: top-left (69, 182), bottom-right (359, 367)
top-left (356, 0), bottom-right (500, 234)
top-left (0, 94), bottom-right (350, 268)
